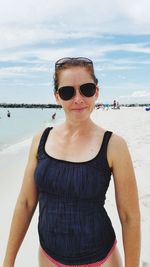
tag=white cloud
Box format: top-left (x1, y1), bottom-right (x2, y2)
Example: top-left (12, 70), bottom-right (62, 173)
top-left (117, 0), bottom-right (150, 24)
top-left (0, 66), bottom-right (49, 78)
top-left (0, 41), bottom-right (150, 65)
top-left (131, 90), bottom-right (150, 98)
top-left (0, 0), bottom-right (150, 51)
top-left (119, 89), bottom-right (150, 104)
top-left (0, 0), bottom-right (120, 24)
top-left (0, 0), bottom-right (149, 105)
top-left (99, 85), bottom-right (150, 104)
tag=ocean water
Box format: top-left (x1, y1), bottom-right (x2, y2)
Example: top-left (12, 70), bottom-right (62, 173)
top-left (0, 107), bottom-right (65, 151)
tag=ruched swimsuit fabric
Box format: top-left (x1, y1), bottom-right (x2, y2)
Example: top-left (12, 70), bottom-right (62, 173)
top-left (34, 127), bottom-right (116, 265)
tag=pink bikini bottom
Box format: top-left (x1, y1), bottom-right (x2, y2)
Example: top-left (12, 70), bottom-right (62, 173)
top-left (40, 240), bottom-right (117, 267)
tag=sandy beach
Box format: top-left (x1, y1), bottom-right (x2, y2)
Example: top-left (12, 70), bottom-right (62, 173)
top-left (1, 107), bottom-right (150, 267)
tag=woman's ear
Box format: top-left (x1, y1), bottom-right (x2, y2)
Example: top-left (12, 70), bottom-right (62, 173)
top-left (95, 86), bottom-right (99, 100)
top-left (54, 92), bottom-right (60, 105)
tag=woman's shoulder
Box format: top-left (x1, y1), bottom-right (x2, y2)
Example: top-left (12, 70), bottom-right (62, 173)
top-left (109, 132), bottom-right (130, 162)
top-left (111, 132), bottom-right (128, 150)
top-left (106, 132), bottom-right (129, 169)
top-left (33, 127), bottom-right (48, 142)
top-left (31, 127), bottom-right (51, 154)
top-left (110, 132), bottom-right (127, 146)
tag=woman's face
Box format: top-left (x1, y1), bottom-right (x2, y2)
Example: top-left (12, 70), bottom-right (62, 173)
top-left (55, 66), bottom-right (99, 122)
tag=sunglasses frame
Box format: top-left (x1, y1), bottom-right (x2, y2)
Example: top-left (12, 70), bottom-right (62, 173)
top-left (55, 57), bottom-right (93, 68)
top-left (57, 83), bottom-right (97, 101)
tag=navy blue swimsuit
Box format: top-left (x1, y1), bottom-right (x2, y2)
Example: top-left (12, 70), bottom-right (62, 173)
top-left (34, 127), bottom-right (116, 265)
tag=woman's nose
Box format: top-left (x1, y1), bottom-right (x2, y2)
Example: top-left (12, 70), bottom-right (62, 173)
top-left (73, 89), bottom-right (84, 103)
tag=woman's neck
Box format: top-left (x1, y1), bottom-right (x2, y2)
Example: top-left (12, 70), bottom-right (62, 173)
top-left (62, 118), bottom-right (96, 135)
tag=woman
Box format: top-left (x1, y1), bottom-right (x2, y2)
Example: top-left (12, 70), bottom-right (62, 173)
top-left (3, 57), bottom-right (140, 267)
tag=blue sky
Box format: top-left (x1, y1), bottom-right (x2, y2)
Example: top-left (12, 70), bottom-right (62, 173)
top-left (0, 0), bottom-right (150, 104)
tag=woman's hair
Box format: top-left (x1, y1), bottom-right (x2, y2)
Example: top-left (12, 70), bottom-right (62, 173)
top-left (53, 58), bottom-right (98, 92)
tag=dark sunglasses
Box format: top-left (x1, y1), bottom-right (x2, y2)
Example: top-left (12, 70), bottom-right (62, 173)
top-left (57, 83), bottom-right (96, 101)
top-left (55, 57), bottom-right (93, 68)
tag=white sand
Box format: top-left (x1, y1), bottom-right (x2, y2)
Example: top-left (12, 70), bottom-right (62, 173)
top-left (0, 107), bottom-right (150, 267)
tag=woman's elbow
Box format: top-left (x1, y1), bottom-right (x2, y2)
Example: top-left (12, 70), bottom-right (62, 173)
top-left (119, 208), bottom-right (141, 227)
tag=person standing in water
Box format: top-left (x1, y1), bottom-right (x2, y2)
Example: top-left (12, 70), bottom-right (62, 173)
top-left (52, 112), bottom-right (56, 120)
top-left (3, 57), bottom-right (140, 267)
top-left (7, 110), bottom-right (11, 117)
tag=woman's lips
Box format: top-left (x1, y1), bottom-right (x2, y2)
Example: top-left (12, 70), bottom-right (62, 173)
top-left (72, 107), bottom-right (87, 112)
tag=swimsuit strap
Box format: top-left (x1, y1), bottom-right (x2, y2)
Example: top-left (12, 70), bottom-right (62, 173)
top-left (37, 127), bottom-right (53, 159)
top-left (99, 131), bottom-right (113, 162)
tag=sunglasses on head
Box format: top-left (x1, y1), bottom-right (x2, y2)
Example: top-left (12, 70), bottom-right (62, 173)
top-left (55, 57), bottom-right (93, 68)
top-left (57, 83), bottom-right (97, 101)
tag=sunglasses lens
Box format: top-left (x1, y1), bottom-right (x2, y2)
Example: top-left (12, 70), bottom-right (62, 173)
top-left (58, 86), bottom-right (75, 100)
top-left (58, 83), bottom-right (96, 101)
top-left (80, 83), bottom-right (96, 97)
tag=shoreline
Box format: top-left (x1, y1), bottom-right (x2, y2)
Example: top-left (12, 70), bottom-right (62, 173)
top-left (0, 106), bottom-right (65, 152)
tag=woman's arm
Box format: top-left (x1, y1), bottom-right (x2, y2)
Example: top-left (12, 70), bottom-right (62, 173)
top-left (109, 135), bottom-right (141, 267)
top-left (3, 133), bottom-right (41, 267)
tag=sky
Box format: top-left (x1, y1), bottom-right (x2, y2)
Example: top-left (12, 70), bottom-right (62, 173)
top-left (0, 0), bottom-right (150, 104)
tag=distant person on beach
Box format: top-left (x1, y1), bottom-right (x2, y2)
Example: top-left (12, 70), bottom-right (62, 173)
top-left (113, 100), bottom-right (117, 109)
top-left (116, 102), bottom-right (120, 109)
top-left (3, 57), bottom-right (140, 267)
